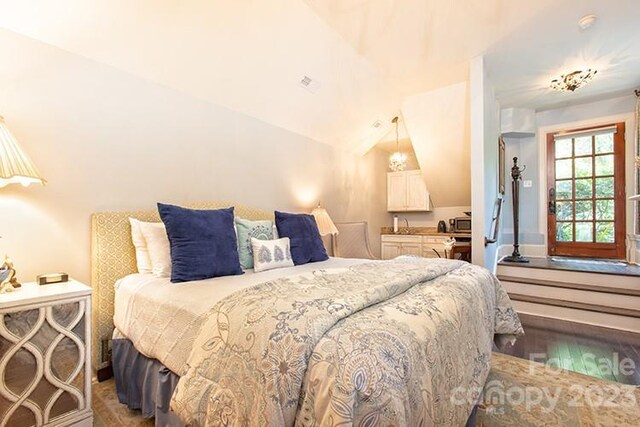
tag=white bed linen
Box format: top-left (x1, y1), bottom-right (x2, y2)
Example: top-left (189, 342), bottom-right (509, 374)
top-left (113, 257), bottom-right (369, 375)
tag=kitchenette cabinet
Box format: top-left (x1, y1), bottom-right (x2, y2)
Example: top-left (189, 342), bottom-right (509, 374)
top-left (387, 170), bottom-right (431, 212)
top-left (381, 234), bottom-right (449, 259)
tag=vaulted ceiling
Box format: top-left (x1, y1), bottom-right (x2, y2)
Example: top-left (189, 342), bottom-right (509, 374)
top-left (0, 0), bottom-right (638, 151)
top-left (0, 0), bottom-right (400, 151)
top-left (303, 0), bottom-right (555, 97)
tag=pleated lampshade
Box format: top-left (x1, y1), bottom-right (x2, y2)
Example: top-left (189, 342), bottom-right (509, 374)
top-left (311, 205), bottom-right (339, 236)
top-left (0, 116), bottom-right (46, 188)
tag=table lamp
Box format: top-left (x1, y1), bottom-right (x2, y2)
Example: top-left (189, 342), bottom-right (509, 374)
top-left (311, 204), bottom-right (338, 236)
top-left (0, 116), bottom-right (46, 292)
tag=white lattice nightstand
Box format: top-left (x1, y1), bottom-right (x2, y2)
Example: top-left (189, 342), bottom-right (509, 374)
top-left (0, 280), bottom-right (93, 427)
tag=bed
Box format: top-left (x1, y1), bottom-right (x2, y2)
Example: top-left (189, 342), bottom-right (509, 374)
top-left (91, 202), bottom-right (523, 426)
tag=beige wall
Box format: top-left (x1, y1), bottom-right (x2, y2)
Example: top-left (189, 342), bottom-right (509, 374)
top-left (0, 30), bottom-right (388, 284)
top-left (401, 82), bottom-right (471, 207)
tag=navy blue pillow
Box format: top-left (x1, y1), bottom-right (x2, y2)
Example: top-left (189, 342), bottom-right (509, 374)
top-left (275, 211), bottom-right (328, 265)
top-left (158, 203), bottom-right (243, 283)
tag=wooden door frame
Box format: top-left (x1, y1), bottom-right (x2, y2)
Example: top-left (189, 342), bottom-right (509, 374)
top-left (546, 122), bottom-right (626, 258)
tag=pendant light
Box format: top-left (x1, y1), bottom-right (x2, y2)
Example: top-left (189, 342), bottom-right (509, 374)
top-left (388, 116), bottom-right (407, 171)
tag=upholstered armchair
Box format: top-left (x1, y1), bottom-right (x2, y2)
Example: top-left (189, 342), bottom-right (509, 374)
top-left (332, 221), bottom-right (377, 260)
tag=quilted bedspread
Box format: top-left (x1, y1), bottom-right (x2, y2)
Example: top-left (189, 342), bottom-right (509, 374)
top-left (171, 257), bottom-right (524, 426)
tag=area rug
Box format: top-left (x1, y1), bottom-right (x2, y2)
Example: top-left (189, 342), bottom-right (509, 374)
top-left (92, 352), bottom-right (639, 426)
top-left (476, 353), bottom-right (640, 426)
top-left (93, 379), bottom-right (153, 427)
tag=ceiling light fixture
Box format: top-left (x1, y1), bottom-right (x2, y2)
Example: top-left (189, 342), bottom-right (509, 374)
top-left (388, 116), bottom-right (407, 172)
top-left (550, 69), bottom-right (597, 92)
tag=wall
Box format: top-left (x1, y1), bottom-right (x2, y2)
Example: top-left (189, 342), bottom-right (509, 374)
top-left (500, 94), bottom-right (638, 260)
top-left (470, 56), bottom-right (501, 270)
top-left (0, 30), bottom-right (388, 284)
top-left (401, 82), bottom-right (471, 207)
top-left (0, 2), bottom-right (401, 152)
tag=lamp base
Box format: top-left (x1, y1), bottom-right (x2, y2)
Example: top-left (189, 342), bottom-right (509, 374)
top-left (502, 254), bottom-right (530, 263)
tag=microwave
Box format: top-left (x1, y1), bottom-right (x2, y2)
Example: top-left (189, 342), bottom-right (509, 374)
top-left (450, 217), bottom-right (471, 233)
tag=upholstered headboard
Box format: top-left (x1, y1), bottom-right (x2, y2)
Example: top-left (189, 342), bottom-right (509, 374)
top-left (90, 201), bottom-right (273, 370)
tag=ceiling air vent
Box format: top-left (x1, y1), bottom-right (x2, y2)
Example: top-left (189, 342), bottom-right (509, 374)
top-left (372, 120), bottom-right (383, 129)
top-left (299, 75), bottom-right (320, 93)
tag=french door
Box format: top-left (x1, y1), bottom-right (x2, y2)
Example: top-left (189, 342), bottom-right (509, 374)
top-left (547, 123), bottom-right (626, 259)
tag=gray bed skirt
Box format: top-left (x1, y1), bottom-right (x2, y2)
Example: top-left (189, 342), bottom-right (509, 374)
top-left (112, 338), bottom-right (184, 426)
top-left (112, 337), bottom-right (479, 426)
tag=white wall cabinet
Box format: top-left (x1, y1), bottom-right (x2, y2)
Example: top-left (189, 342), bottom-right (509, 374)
top-left (387, 170), bottom-right (431, 212)
top-left (381, 235), bottom-right (449, 260)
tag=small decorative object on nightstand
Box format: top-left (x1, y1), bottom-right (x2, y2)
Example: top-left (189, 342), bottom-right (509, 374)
top-left (0, 280), bottom-right (93, 426)
top-left (36, 273), bottom-right (69, 286)
top-left (0, 256), bottom-right (20, 294)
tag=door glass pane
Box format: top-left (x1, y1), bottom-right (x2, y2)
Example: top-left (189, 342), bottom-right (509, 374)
top-left (595, 199), bottom-right (614, 220)
top-left (575, 201), bottom-right (593, 220)
top-left (574, 157), bottom-right (592, 178)
top-left (595, 133), bottom-right (614, 154)
top-left (595, 154), bottom-right (614, 176)
top-left (556, 222), bottom-right (573, 242)
top-left (555, 139), bottom-right (572, 158)
top-left (575, 222), bottom-right (593, 242)
top-left (556, 180), bottom-right (572, 200)
top-left (595, 222), bottom-right (615, 243)
top-left (575, 179), bottom-right (593, 199)
top-left (595, 177), bottom-right (614, 198)
top-left (556, 201), bottom-right (573, 220)
top-left (551, 127), bottom-right (620, 253)
top-left (556, 159), bottom-right (572, 179)
top-left (574, 136), bottom-right (592, 156)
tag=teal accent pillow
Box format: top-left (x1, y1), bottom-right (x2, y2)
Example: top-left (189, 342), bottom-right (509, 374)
top-left (235, 217), bottom-right (274, 269)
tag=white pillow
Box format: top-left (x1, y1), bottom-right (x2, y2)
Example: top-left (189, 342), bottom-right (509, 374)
top-left (129, 218), bottom-right (152, 274)
top-left (251, 237), bottom-right (294, 273)
top-left (138, 221), bottom-right (172, 278)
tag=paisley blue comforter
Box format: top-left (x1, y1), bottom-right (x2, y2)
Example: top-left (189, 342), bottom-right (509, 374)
top-left (171, 257), bottom-right (523, 426)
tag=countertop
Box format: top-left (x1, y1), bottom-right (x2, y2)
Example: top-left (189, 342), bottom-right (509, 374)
top-left (380, 227), bottom-right (472, 238)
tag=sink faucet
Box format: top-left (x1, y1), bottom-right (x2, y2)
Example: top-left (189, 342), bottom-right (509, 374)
top-left (404, 218), bottom-right (409, 228)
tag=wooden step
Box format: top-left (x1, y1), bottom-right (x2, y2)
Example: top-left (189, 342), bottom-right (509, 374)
top-left (497, 275), bottom-right (640, 296)
top-left (511, 301), bottom-right (640, 334)
top-left (500, 280), bottom-right (640, 318)
top-left (497, 264), bottom-right (639, 294)
top-left (517, 312), bottom-right (640, 343)
top-left (507, 293), bottom-right (640, 318)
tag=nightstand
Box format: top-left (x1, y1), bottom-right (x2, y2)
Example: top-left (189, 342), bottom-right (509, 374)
top-left (0, 280), bottom-right (93, 426)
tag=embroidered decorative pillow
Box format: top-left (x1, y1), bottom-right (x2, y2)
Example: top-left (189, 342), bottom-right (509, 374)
top-left (275, 211), bottom-right (328, 265)
top-left (251, 237), bottom-right (294, 273)
top-left (235, 217), bottom-right (274, 269)
top-left (158, 203), bottom-right (243, 283)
